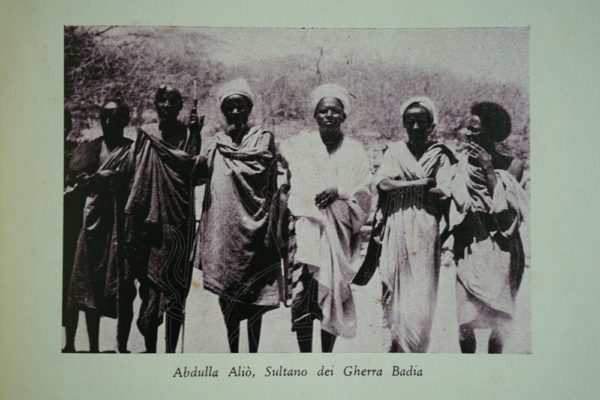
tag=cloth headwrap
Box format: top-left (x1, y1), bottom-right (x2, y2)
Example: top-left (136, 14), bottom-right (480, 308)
top-left (217, 78), bottom-right (255, 107)
top-left (400, 96), bottom-right (438, 126)
top-left (310, 83), bottom-right (351, 115)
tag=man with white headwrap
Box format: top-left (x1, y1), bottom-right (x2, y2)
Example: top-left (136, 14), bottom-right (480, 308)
top-left (192, 78), bottom-right (280, 353)
top-left (278, 83), bottom-right (372, 352)
top-left (374, 96), bottom-right (456, 352)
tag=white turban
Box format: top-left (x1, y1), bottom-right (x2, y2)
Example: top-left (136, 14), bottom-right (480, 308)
top-left (310, 83), bottom-right (351, 115)
top-left (400, 96), bottom-right (438, 126)
top-left (217, 78), bottom-right (255, 107)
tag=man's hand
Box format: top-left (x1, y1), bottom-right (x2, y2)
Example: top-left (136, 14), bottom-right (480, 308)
top-left (466, 142), bottom-right (497, 190)
top-left (95, 170), bottom-right (117, 180)
top-left (421, 177), bottom-right (436, 188)
top-left (315, 187), bottom-right (339, 209)
top-left (188, 114), bottom-right (204, 135)
top-left (90, 170), bottom-right (118, 187)
top-left (467, 142), bottom-right (493, 171)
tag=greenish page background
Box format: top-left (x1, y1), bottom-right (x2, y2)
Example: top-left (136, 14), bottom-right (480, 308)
top-left (0, 0), bottom-right (598, 399)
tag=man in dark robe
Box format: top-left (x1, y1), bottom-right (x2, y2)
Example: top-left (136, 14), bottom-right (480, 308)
top-left (193, 78), bottom-right (280, 353)
top-left (125, 85), bottom-right (201, 353)
top-left (66, 99), bottom-right (135, 352)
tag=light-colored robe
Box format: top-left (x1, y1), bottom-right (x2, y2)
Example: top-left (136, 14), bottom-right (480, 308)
top-left (448, 154), bottom-right (527, 328)
top-left (375, 141), bottom-right (454, 352)
top-left (281, 131), bottom-right (372, 338)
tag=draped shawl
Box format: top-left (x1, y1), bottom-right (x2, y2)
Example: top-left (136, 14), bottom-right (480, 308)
top-left (67, 138), bottom-right (133, 317)
top-left (448, 154), bottom-right (527, 324)
top-left (124, 123), bottom-right (200, 326)
top-left (282, 131), bottom-right (372, 338)
top-left (194, 127), bottom-right (280, 306)
top-left (374, 141), bottom-right (455, 352)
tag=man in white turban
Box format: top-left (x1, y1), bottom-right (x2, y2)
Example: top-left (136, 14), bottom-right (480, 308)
top-left (375, 95), bottom-right (456, 352)
top-left (216, 78), bottom-right (255, 109)
top-left (278, 83), bottom-right (372, 352)
top-left (399, 96), bottom-right (439, 127)
top-left (309, 83), bottom-right (351, 116)
top-left (193, 78), bottom-right (280, 353)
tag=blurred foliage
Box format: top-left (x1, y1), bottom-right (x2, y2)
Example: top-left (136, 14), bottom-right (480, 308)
top-left (226, 49), bottom-right (529, 163)
top-left (65, 27), bottom-right (528, 164)
top-left (65, 26), bottom-right (225, 131)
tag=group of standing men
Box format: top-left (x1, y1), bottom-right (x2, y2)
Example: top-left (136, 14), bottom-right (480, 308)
top-left (63, 78), bottom-right (527, 354)
top-left (64, 85), bottom-right (200, 353)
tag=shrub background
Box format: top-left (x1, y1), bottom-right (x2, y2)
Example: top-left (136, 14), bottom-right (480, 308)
top-left (65, 26), bottom-right (529, 179)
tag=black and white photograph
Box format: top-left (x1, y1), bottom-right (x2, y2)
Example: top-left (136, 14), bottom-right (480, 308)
top-left (7, 0), bottom-right (600, 398)
top-left (62, 26), bottom-right (530, 354)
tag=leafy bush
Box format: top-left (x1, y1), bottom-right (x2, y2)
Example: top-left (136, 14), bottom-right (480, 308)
top-left (65, 27), bottom-right (528, 166)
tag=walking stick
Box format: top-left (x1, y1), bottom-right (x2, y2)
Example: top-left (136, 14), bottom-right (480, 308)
top-left (181, 311), bottom-right (185, 353)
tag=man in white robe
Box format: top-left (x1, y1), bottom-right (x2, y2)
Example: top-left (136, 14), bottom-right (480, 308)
top-left (279, 84), bottom-right (372, 352)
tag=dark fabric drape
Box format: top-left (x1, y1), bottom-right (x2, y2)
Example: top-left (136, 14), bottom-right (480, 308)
top-left (67, 139), bottom-right (133, 318)
top-left (124, 124), bottom-right (200, 333)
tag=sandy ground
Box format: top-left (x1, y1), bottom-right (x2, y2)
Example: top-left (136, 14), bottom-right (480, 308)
top-left (65, 259), bottom-right (530, 354)
top-left (64, 149), bottom-right (531, 354)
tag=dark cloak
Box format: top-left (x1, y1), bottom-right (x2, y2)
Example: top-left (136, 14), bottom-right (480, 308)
top-left (124, 123), bottom-right (200, 332)
top-left (67, 137), bottom-right (133, 318)
top-left (193, 127), bottom-right (280, 307)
